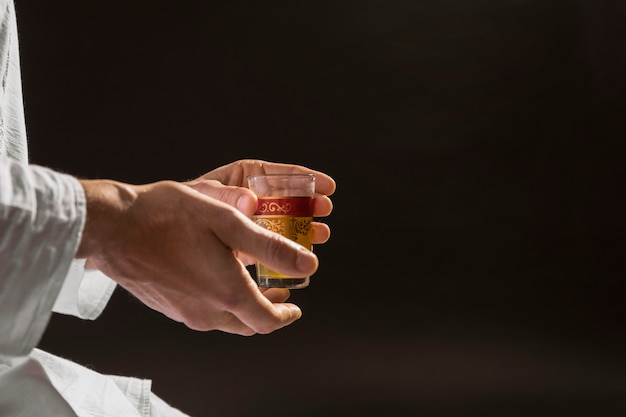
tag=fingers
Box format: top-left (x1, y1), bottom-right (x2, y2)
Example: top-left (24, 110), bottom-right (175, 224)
top-left (203, 203), bottom-right (318, 277)
top-left (200, 159), bottom-right (337, 197)
top-left (187, 178), bottom-right (333, 220)
top-left (311, 222), bottom-right (331, 244)
top-left (178, 235), bottom-right (302, 335)
top-left (234, 293), bottom-right (302, 335)
top-left (182, 298), bottom-right (298, 336)
top-left (261, 288), bottom-right (292, 303)
top-left (188, 202), bottom-right (312, 332)
top-left (248, 225), bottom-right (319, 278)
top-left (184, 306), bottom-right (292, 337)
top-left (314, 194), bottom-right (333, 217)
top-left (235, 221), bottom-right (328, 266)
top-left (203, 255), bottom-right (303, 335)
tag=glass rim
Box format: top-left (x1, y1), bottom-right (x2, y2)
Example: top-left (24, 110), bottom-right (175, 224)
top-left (247, 173), bottom-right (315, 180)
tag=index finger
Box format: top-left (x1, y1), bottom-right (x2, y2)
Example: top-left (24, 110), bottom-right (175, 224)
top-left (211, 236), bottom-right (306, 334)
top-left (204, 202), bottom-right (316, 332)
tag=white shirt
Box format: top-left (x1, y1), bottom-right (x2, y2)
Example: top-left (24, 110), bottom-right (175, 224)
top-left (0, 1), bottom-right (190, 415)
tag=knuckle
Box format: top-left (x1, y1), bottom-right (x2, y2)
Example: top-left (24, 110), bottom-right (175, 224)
top-left (214, 186), bottom-right (235, 205)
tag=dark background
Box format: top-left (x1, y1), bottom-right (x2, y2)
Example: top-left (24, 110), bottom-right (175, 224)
top-left (15, 1), bottom-right (626, 416)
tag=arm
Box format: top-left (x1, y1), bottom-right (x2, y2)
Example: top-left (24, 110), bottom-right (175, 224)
top-left (0, 157), bottom-right (335, 348)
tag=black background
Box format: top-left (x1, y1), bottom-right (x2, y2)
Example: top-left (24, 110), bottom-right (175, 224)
top-left (15, 1), bottom-right (626, 416)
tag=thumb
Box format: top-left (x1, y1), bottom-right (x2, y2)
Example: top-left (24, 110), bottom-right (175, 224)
top-left (185, 179), bottom-right (258, 215)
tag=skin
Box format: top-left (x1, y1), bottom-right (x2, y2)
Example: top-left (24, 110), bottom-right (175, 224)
top-left (76, 159), bottom-right (336, 336)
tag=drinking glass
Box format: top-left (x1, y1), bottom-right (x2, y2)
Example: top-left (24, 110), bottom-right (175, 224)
top-left (247, 174), bottom-right (316, 289)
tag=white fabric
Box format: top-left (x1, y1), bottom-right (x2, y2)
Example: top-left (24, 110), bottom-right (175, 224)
top-left (0, 161), bottom-right (87, 356)
top-left (0, 0), bottom-right (26, 163)
top-left (52, 259), bottom-right (117, 320)
top-left (0, 1), bottom-right (191, 415)
top-left (31, 349), bottom-right (147, 417)
top-left (0, 356), bottom-right (78, 416)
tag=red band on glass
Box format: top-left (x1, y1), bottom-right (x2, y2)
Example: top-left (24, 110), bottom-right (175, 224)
top-left (254, 197), bottom-right (314, 216)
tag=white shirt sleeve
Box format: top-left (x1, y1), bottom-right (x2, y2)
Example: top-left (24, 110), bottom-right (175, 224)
top-left (52, 259), bottom-right (117, 320)
top-left (0, 159), bottom-right (86, 356)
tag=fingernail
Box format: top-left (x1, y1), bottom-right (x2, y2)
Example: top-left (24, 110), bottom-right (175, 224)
top-left (296, 248), bottom-right (317, 273)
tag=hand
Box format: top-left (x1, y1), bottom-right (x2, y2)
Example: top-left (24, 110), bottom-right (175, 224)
top-left (75, 166), bottom-right (334, 336)
top-left (185, 159), bottom-right (336, 264)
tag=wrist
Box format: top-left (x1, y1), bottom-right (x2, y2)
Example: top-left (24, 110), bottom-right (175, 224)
top-left (76, 179), bottom-right (138, 260)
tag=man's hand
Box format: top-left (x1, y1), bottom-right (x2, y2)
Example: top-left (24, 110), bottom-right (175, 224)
top-left (75, 160), bottom-right (335, 336)
top-left (185, 159), bottom-right (336, 264)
